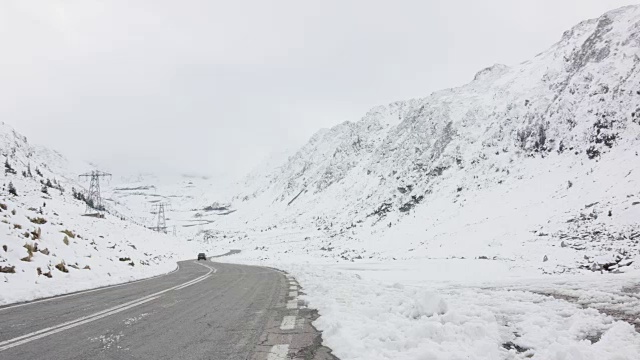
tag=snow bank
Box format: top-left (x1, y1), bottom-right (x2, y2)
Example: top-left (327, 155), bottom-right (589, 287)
top-left (283, 262), bottom-right (640, 360)
top-left (210, 247), bottom-right (640, 360)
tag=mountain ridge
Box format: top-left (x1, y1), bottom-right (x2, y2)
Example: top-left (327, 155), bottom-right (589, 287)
top-left (233, 4), bottom-right (639, 215)
top-left (212, 5), bottom-right (640, 271)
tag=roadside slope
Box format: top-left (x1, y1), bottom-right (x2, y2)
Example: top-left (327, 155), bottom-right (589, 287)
top-left (0, 122), bottom-right (196, 305)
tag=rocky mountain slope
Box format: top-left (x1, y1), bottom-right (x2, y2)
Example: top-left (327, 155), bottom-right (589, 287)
top-left (213, 5), bottom-right (640, 273)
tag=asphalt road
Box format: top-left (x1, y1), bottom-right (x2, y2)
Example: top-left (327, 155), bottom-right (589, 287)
top-left (0, 259), bottom-right (336, 360)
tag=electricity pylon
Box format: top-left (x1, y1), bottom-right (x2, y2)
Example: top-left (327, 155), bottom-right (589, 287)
top-left (78, 170), bottom-right (111, 213)
top-left (151, 203), bottom-right (169, 233)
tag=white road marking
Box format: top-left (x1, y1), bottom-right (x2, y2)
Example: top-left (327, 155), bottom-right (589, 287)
top-left (287, 300), bottom-right (298, 309)
top-left (289, 285), bottom-right (297, 290)
top-left (0, 261), bottom-right (217, 352)
top-left (280, 316), bottom-right (297, 330)
top-left (289, 290), bottom-right (297, 298)
top-left (0, 296), bottom-right (160, 351)
top-left (0, 263), bottom-right (182, 313)
top-left (174, 274), bottom-right (212, 290)
top-left (174, 275), bottom-right (209, 290)
top-left (267, 344), bottom-right (289, 360)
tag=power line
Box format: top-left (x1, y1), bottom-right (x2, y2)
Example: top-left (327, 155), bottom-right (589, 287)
top-left (151, 202), bottom-right (169, 233)
top-left (78, 170), bottom-right (111, 213)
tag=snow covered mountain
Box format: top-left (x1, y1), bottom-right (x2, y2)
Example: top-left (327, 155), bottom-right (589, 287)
top-left (213, 5), bottom-right (640, 273)
top-left (101, 172), bottom-right (236, 242)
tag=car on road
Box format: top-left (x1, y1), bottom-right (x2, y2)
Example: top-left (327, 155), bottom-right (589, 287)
top-left (197, 253), bottom-right (207, 261)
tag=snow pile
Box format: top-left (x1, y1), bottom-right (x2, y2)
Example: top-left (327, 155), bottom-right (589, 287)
top-left (214, 254), bottom-right (640, 360)
top-left (0, 122), bottom-right (198, 305)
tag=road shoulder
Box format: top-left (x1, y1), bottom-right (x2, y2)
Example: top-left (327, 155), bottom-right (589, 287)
top-left (251, 271), bottom-right (338, 360)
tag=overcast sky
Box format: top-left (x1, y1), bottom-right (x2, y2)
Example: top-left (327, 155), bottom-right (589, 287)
top-left (0, 0), bottom-right (633, 178)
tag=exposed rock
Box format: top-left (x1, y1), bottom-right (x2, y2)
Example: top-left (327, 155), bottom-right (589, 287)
top-left (0, 265), bottom-right (16, 273)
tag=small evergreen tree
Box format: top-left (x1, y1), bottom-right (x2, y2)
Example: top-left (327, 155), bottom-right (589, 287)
top-left (41, 186), bottom-right (49, 195)
top-left (72, 187), bottom-right (87, 202)
top-left (35, 167), bottom-right (43, 177)
top-left (8, 182), bottom-right (17, 196)
top-left (4, 159), bottom-right (16, 175)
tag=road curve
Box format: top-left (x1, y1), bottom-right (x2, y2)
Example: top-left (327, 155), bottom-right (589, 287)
top-left (0, 259), bottom-right (336, 360)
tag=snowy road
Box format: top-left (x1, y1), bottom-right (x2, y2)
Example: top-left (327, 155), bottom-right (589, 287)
top-left (0, 260), bottom-right (334, 360)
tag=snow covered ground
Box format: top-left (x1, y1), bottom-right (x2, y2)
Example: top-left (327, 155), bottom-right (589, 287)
top-left (0, 122), bottom-right (208, 305)
top-left (101, 172), bottom-right (234, 236)
top-left (0, 192), bottom-right (186, 305)
top-left (215, 250), bottom-right (640, 359)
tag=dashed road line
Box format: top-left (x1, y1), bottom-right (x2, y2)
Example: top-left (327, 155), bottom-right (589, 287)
top-left (287, 300), bottom-right (298, 309)
top-left (267, 344), bottom-right (290, 360)
top-left (280, 315), bottom-right (297, 330)
top-left (256, 274), bottom-right (333, 360)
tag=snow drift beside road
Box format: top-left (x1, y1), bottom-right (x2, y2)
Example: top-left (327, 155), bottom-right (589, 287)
top-left (213, 252), bottom-right (640, 360)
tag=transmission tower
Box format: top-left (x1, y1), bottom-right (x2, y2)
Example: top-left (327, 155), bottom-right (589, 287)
top-left (151, 203), bottom-right (169, 233)
top-left (78, 170), bottom-right (112, 213)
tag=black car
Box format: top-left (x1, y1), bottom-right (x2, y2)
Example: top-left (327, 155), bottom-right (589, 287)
top-left (197, 253), bottom-right (206, 261)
